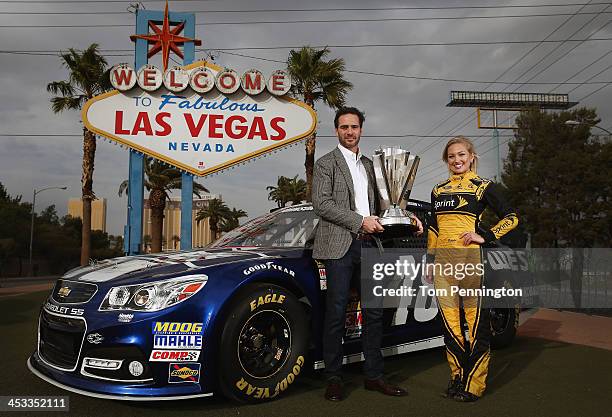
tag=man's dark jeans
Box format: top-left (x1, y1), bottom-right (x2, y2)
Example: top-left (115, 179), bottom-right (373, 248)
top-left (322, 238), bottom-right (384, 381)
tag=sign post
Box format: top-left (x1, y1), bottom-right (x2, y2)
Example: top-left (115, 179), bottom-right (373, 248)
top-left (126, 4), bottom-right (198, 254)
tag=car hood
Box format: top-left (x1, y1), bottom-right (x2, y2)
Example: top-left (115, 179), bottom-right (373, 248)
top-left (60, 248), bottom-right (288, 284)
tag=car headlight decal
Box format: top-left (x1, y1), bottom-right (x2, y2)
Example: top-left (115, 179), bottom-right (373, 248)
top-left (99, 275), bottom-right (208, 312)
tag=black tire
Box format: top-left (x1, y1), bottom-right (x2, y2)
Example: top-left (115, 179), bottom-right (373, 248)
top-left (218, 283), bottom-right (308, 403)
top-left (490, 306), bottom-right (520, 349)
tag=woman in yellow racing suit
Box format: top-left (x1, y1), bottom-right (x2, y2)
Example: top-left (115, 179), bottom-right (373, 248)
top-left (426, 136), bottom-right (518, 402)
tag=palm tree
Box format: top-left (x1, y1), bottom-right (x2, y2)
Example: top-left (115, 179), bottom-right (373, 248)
top-left (267, 175), bottom-right (307, 207)
top-left (285, 175), bottom-right (307, 205)
top-left (287, 46), bottom-right (353, 200)
top-left (221, 208), bottom-right (248, 233)
top-left (195, 199), bottom-right (230, 241)
top-left (47, 43), bottom-right (111, 265)
top-left (267, 176), bottom-right (292, 208)
top-left (119, 157), bottom-right (208, 253)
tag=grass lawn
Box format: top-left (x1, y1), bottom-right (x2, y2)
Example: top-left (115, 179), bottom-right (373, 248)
top-left (2, 291), bottom-right (611, 417)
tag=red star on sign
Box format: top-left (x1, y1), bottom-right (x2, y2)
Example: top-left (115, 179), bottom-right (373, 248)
top-left (130, 0), bottom-right (202, 71)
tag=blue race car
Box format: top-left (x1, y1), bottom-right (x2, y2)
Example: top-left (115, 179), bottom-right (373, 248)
top-left (28, 201), bottom-right (521, 402)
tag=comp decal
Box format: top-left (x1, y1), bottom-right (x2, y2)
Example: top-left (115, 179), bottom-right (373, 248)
top-left (249, 293), bottom-right (286, 311)
top-left (149, 350), bottom-right (200, 362)
top-left (168, 363), bottom-right (201, 383)
top-left (235, 355), bottom-right (304, 399)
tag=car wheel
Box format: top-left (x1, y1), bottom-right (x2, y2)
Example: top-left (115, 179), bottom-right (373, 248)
top-left (218, 283), bottom-right (308, 403)
top-left (490, 306), bottom-right (520, 349)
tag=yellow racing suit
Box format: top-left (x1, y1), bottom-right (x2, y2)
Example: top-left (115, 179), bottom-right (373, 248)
top-left (427, 170), bottom-right (518, 397)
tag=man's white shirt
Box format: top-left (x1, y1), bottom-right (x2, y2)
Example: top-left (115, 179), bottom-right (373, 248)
top-left (338, 144), bottom-right (370, 218)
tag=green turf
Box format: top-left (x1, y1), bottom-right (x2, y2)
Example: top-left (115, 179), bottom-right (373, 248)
top-left (2, 291), bottom-right (611, 417)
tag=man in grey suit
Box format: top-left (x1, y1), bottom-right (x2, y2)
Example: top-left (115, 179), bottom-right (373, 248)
top-left (312, 107), bottom-right (422, 401)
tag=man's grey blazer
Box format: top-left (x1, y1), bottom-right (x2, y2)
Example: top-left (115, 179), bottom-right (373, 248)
top-left (312, 147), bottom-right (379, 260)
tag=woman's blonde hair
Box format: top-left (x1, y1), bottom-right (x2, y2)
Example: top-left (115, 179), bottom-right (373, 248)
top-left (442, 135), bottom-right (478, 174)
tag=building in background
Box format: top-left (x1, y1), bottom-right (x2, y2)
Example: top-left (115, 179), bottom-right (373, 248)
top-left (143, 195), bottom-right (220, 251)
top-left (68, 198), bottom-right (107, 232)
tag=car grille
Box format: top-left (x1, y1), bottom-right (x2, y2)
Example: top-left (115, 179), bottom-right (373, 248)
top-left (51, 280), bottom-right (97, 304)
top-left (39, 310), bottom-right (85, 370)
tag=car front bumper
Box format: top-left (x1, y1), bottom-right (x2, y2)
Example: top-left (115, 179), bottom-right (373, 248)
top-left (28, 352), bottom-right (213, 401)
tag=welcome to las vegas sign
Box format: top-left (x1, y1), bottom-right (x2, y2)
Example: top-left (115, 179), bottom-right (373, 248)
top-left (82, 61), bottom-right (317, 176)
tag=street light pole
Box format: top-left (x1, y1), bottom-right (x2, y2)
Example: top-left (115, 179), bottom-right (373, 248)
top-left (564, 120), bottom-right (612, 135)
top-left (29, 186), bottom-right (67, 276)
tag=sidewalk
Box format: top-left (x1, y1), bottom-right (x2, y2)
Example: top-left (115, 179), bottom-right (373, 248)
top-left (518, 308), bottom-right (612, 351)
top-left (0, 276), bottom-right (56, 297)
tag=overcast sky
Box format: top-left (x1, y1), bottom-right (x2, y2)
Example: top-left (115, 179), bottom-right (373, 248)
top-left (1, 0), bottom-right (610, 236)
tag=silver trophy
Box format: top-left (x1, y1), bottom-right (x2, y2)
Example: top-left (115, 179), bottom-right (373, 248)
top-left (372, 147), bottom-right (420, 232)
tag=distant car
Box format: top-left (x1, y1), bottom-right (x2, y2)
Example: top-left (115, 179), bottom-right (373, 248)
top-left (29, 201), bottom-right (521, 402)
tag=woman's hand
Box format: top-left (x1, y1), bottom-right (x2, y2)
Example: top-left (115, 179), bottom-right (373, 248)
top-left (460, 231), bottom-right (485, 246)
top-left (423, 267), bottom-right (434, 284)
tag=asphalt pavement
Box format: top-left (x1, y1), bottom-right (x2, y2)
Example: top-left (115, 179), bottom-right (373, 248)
top-left (1, 290), bottom-right (611, 417)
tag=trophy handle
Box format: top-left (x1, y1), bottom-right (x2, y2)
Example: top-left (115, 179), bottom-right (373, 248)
top-left (398, 156), bottom-right (420, 210)
top-left (373, 152), bottom-right (391, 210)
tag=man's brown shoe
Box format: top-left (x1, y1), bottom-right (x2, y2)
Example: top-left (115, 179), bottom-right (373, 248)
top-left (364, 378), bottom-right (408, 397)
top-left (324, 380), bottom-right (344, 401)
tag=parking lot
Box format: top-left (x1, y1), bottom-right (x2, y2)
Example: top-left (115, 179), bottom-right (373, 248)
top-left (2, 289), bottom-right (611, 417)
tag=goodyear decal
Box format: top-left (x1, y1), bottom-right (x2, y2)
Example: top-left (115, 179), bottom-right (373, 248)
top-left (152, 322), bottom-right (203, 335)
top-left (168, 363), bottom-right (201, 383)
top-left (243, 261), bottom-right (295, 277)
top-left (249, 293), bottom-right (286, 311)
top-left (235, 355), bottom-right (304, 399)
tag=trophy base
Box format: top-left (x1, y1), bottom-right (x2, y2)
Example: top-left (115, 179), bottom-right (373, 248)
top-left (378, 208), bottom-right (419, 238)
top-left (378, 207), bottom-right (418, 227)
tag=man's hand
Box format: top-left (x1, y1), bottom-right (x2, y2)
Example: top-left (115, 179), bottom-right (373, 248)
top-left (361, 216), bottom-right (384, 233)
top-left (412, 215), bottom-right (424, 235)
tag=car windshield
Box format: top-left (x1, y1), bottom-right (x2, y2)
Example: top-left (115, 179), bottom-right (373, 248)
top-left (209, 206), bottom-right (319, 248)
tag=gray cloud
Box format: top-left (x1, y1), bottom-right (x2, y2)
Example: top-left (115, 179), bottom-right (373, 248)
top-left (1, 0), bottom-right (610, 236)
